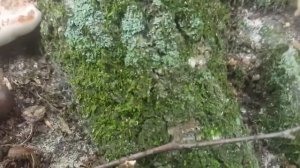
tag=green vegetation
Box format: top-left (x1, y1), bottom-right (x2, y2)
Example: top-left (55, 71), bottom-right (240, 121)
top-left (234, 7), bottom-right (300, 165)
top-left (38, 0), bottom-right (259, 167)
top-left (256, 44), bottom-right (300, 166)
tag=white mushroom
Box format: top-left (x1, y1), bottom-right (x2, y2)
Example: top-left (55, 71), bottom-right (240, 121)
top-left (0, 0), bottom-right (42, 47)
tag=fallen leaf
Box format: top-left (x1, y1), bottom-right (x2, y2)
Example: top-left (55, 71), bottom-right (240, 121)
top-left (58, 116), bottom-right (72, 134)
top-left (44, 119), bottom-right (53, 129)
top-left (292, 39), bottom-right (300, 50)
top-left (3, 77), bottom-right (12, 90)
top-left (22, 105), bottom-right (46, 123)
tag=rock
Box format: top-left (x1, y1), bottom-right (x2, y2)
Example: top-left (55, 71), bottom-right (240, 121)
top-left (252, 74), bottom-right (260, 81)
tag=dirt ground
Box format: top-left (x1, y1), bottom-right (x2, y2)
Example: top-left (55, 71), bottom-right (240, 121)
top-left (0, 28), bottom-right (103, 168)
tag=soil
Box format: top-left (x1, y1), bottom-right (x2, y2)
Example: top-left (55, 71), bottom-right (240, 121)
top-left (0, 28), bottom-right (103, 168)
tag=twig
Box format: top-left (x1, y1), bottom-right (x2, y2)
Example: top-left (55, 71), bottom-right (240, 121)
top-left (95, 126), bottom-right (300, 168)
top-left (20, 123), bottom-right (34, 145)
top-left (34, 91), bottom-right (61, 112)
top-left (30, 153), bottom-right (35, 168)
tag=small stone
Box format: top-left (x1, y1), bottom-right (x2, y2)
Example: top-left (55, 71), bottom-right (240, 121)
top-left (24, 98), bottom-right (32, 104)
top-left (228, 58), bottom-right (238, 67)
top-left (240, 107), bottom-right (247, 114)
top-left (33, 62), bottom-right (38, 68)
top-left (242, 57), bottom-right (251, 66)
top-left (283, 22), bottom-right (290, 28)
top-left (252, 74), bottom-right (260, 81)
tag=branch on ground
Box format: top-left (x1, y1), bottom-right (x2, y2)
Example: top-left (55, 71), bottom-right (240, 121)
top-left (95, 125), bottom-right (300, 168)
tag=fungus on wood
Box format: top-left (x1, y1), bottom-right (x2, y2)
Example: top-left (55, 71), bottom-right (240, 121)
top-left (0, 0), bottom-right (42, 47)
top-left (0, 0), bottom-right (42, 58)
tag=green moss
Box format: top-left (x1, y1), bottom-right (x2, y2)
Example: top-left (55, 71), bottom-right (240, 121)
top-left (38, 1), bottom-right (67, 56)
top-left (38, 0), bottom-right (259, 167)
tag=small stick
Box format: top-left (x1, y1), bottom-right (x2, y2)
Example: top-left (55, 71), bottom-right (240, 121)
top-left (96, 126), bottom-right (300, 168)
top-left (20, 123), bottom-right (34, 145)
top-left (30, 153), bottom-right (35, 168)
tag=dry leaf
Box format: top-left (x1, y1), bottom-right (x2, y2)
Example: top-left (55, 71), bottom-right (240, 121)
top-left (292, 39), bottom-right (300, 50)
top-left (58, 116), bottom-right (72, 134)
top-left (22, 105), bottom-right (46, 123)
top-left (3, 77), bottom-right (12, 90)
top-left (44, 119), bottom-right (53, 129)
top-left (6, 145), bottom-right (41, 168)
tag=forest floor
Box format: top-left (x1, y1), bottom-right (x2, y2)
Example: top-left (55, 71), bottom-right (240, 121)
top-left (0, 3), bottom-right (299, 168)
top-left (0, 29), bottom-right (103, 167)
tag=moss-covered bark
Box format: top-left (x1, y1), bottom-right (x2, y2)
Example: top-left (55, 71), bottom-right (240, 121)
top-left (38, 0), bottom-right (259, 167)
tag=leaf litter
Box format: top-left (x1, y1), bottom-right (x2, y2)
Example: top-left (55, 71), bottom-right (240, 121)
top-left (0, 37), bottom-right (103, 168)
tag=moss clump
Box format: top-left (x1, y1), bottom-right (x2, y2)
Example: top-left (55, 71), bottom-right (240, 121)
top-left (38, 0), bottom-right (259, 167)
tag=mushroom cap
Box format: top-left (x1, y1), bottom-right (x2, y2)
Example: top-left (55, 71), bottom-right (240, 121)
top-left (0, 0), bottom-right (42, 47)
